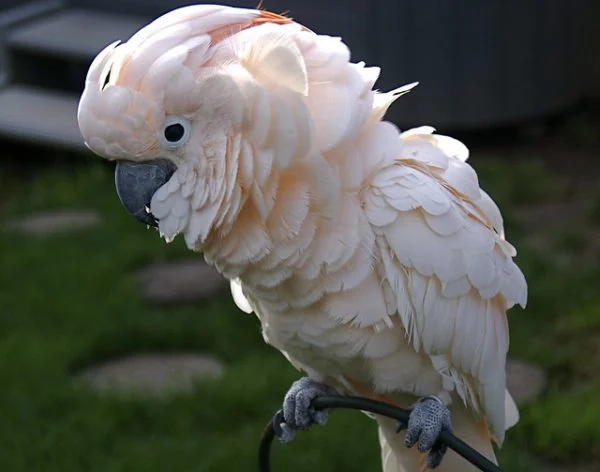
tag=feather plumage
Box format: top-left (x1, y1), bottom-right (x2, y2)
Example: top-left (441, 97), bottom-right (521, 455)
top-left (78, 6), bottom-right (527, 470)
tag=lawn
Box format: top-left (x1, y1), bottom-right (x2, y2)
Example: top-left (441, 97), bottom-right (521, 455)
top-left (1, 129), bottom-right (599, 471)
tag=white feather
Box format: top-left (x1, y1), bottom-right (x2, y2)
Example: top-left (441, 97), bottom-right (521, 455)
top-left (78, 5), bottom-right (528, 454)
top-left (230, 278), bottom-right (253, 313)
top-left (364, 158), bottom-right (527, 439)
top-left (241, 31), bottom-right (308, 95)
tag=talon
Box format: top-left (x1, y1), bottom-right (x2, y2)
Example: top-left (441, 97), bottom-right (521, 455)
top-left (274, 377), bottom-right (336, 442)
top-left (271, 409), bottom-right (285, 437)
top-left (427, 440), bottom-right (448, 469)
top-left (395, 420), bottom-right (407, 433)
top-left (271, 409), bottom-right (297, 443)
top-left (399, 395), bottom-right (452, 468)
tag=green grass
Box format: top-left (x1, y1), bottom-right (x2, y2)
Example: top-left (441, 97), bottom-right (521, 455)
top-left (589, 193), bottom-right (600, 227)
top-left (521, 383), bottom-right (600, 461)
top-left (1, 153), bottom-right (599, 471)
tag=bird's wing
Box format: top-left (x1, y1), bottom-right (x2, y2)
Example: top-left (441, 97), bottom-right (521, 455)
top-left (362, 128), bottom-right (527, 442)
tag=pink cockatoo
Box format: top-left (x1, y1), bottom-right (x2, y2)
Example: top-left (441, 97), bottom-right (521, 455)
top-left (77, 4), bottom-right (526, 471)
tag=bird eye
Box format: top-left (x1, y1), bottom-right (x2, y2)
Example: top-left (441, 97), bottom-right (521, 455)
top-left (164, 123), bottom-right (184, 142)
top-left (160, 116), bottom-right (191, 150)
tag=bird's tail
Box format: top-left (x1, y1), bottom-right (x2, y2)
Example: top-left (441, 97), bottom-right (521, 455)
top-left (376, 402), bottom-right (498, 472)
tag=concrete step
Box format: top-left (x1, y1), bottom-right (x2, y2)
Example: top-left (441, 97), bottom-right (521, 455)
top-left (0, 7), bottom-right (150, 150)
top-left (0, 1), bottom-right (65, 29)
top-left (0, 85), bottom-right (84, 150)
top-left (0, 0), bottom-right (65, 87)
top-left (6, 8), bottom-right (147, 61)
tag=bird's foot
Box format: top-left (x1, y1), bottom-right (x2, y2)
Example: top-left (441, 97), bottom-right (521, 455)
top-left (271, 377), bottom-right (336, 443)
top-left (396, 395), bottom-right (453, 469)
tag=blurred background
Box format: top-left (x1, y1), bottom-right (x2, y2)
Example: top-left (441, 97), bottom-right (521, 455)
top-left (0, 1), bottom-right (599, 471)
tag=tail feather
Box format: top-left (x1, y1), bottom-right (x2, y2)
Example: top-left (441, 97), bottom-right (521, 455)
top-left (376, 402), bottom-right (498, 472)
top-left (505, 389), bottom-right (520, 431)
top-left (378, 426), bottom-right (409, 472)
top-left (341, 377), bottom-right (512, 471)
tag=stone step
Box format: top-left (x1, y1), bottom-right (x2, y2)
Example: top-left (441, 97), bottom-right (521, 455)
top-left (0, 8), bottom-right (149, 150)
top-left (0, 84), bottom-right (83, 149)
top-left (0, 0), bottom-right (65, 30)
top-left (6, 8), bottom-right (147, 61)
top-left (0, 0), bottom-right (64, 88)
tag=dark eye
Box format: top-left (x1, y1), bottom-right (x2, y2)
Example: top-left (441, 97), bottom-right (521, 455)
top-left (164, 123), bottom-right (185, 142)
top-left (160, 116), bottom-right (191, 149)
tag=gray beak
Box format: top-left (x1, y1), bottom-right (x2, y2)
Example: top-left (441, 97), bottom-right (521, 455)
top-left (114, 159), bottom-right (177, 227)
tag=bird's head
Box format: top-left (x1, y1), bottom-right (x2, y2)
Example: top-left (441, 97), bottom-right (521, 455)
top-left (78, 4), bottom-right (312, 247)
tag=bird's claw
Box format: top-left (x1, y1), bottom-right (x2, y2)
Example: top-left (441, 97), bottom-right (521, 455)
top-left (271, 409), bottom-right (295, 443)
top-left (396, 395), bottom-right (453, 469)
top-left (272, 377), bottom-right (335, 443)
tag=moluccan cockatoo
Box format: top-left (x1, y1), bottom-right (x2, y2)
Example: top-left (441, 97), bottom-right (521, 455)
top-left (77, 4), bottom-right (527, 471)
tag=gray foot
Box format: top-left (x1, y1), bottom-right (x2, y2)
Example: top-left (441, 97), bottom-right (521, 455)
top-left (397, 395), bottom-right (453, 469)
top-left (272, 377), bottom-right (336, 443)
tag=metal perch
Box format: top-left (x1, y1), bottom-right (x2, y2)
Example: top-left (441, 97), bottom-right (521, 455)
top-left (258, 395), bottom-right (501, 472)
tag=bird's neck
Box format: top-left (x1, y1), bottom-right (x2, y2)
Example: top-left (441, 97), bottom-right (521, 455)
top-left (199, 156), bottom-right (344, 282)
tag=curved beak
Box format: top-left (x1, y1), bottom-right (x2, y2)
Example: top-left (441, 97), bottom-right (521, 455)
top-left (114, 159), bottom-right (176, 227)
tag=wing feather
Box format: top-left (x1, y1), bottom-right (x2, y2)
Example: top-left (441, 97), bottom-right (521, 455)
top-left (230, 277), bottom-right (253, 313)
top-left (363, 136), bottom-right (527, 442)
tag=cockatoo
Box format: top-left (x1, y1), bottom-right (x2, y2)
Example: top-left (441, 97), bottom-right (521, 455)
top-left (77, 4), bottom-right (527, 471)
